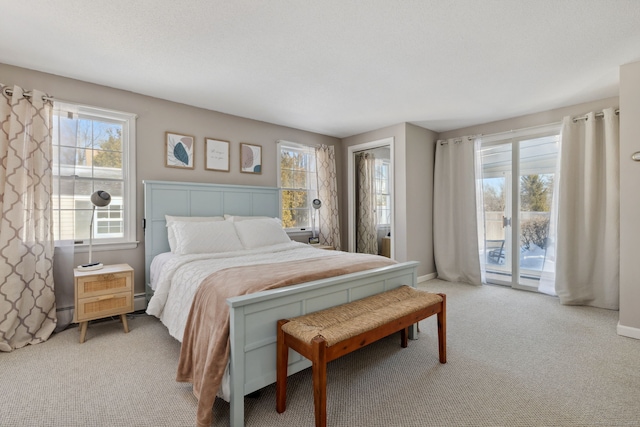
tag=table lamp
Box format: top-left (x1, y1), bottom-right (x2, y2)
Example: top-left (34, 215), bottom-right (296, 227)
top-left (309, 198), bottom-right (322, 244)
top-left (77, 190), bottom-right (111, 271)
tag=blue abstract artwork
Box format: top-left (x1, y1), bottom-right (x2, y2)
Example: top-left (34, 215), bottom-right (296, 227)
top-left (166, 132), bottom-right (194, 169)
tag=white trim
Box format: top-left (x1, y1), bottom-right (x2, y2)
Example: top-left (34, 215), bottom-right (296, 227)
top-left (617, 322), bottom-right (640, 340)
top-left (134, 293), bottom-right (147, 311)
top-left (53, 101), bottom-right (137, 246)
top-left (276, 139), bottom-right (316, 150)
top-left (480, 122), bottom-right (561, 146)
top-left (124, 109), bottom-right (137, 245)
top-left (418, 272), bottom-right (438, 283)
top-left (347, 137), bottom-right (395, 256)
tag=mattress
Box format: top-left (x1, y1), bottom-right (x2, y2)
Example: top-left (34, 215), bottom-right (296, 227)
top-left (149, 251), bottom-right (176, 291)
top-left (146, 241), bottom-right (342, 401)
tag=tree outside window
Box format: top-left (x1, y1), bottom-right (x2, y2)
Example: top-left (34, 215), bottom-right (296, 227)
top-left (279, 143), bottom-right (317, 230)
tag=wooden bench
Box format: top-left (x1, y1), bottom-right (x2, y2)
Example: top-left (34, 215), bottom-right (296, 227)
top-left (276, 285), bottom-right (446, 427)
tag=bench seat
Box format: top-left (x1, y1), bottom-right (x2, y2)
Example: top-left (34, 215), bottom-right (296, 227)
top-left (276, 285), bottom-right (446, 427)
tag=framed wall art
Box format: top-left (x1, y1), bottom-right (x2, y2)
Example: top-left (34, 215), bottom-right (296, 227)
top-left (165, 131), bottom-right (195, 169)
top-left (240, 143), bottom-right (262, 174)
top-left (205, 138), bottom-right (230, 172)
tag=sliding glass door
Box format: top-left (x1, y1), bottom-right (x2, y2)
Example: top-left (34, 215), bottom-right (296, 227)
top-left (480, 130), bottom-right (559, 290)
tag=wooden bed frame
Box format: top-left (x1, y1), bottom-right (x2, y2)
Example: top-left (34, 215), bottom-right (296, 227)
top-left (143, 180), bottom-right (419, 427)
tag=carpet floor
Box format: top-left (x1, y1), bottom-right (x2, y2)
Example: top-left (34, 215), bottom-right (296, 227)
top-left (1, 279), bottom-right (639, 426)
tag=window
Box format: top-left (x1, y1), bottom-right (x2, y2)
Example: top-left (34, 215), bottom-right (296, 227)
top-left (52, 102), bottom-right (137, 248)
top-left (479, 124), bottom-right (560, 289)
top-left (277, 141), bottom-right (318, 231)
top-left (374, 159), bottom-right (391, 225)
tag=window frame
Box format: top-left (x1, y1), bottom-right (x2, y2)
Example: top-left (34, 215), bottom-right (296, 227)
top-left (277, 140), bottom-right (318, 233)
top-left (479, 123), bottom-right (561, 288)
top-left (374, 158), bottom-right (391, 226)
top-left (52, 101), bottom-right (138, 251)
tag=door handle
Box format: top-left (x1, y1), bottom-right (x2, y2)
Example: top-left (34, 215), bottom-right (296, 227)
top-left (503, 216), bottom-right (511, 228)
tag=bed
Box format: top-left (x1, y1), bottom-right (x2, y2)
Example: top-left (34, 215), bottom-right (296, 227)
top-left (143, 180), bottom-right (419, 427)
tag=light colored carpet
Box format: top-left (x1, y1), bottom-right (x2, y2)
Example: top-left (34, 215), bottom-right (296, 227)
top-left (2, 279), bottom-right (639, 427)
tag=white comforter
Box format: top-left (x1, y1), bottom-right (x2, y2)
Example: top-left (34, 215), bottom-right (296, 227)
top-left (146, 241), bottom-right (339, 342)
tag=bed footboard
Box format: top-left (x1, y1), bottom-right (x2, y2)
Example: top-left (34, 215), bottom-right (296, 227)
top-left (226, 260), bottom-right (419, 427)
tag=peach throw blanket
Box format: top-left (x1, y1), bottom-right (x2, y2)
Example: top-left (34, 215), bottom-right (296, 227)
top-left (176, 252), bottom-right (396, 427)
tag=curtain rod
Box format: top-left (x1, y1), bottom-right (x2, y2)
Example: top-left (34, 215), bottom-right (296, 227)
top-left (438, 135), bottom-right (480, 145)
top-left (439, 107), bottom-right (620, 145)
top-left (572, 108), bottom-right (620, 123)
top-left (3, 87), bottom-right (54, 102)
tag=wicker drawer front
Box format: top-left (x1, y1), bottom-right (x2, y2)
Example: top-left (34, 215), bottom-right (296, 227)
top-left (77, 271), bottom-right (132, 299)
top-left (76, 292), bottom-right (133, 322)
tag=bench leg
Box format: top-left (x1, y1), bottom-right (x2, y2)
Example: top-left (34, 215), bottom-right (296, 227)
top-left (437, 294), bottom-right (447, 363)
top-left (312, 336), bottom-right (327, 427)
top-left (276, 320), bottom-right (289, 413)
top-left (400, 327), bottom-right (408, 348)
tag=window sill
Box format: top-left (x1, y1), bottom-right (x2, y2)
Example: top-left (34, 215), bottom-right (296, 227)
top-left (286, 230), bottom-right (312, 237)
top-left (72, 241), bottom-right (139, 253)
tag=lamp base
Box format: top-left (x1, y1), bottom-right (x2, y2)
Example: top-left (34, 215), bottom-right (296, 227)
top-left (77, 262), bottom-right (104, 271)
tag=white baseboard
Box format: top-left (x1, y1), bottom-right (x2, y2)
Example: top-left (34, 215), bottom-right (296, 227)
top-left (134, 293), bottom-right (147, 311)
top-left (418, 272), bottom-right (438, 283)
top-left (617, 322), bottom-right (640, 340)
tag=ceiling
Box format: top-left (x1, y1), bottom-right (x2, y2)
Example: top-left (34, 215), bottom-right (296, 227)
top-left (2, 1), bottom-right (639, 138)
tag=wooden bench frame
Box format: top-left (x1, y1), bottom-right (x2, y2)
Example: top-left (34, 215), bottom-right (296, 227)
top-left (276, 292), bottom-right (446, 427)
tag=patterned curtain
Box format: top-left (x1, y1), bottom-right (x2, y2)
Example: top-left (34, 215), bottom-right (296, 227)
top-left (356, 152), bottom-right (378, 254)
top-left (315, 144), bottom-right (341, 250)
top-left (0, 84), bottom-right (56, 352)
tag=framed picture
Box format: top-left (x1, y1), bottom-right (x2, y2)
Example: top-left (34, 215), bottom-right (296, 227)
top-left (240, 143), bottom-right (262, 174)
top-left (165, 132), bottom-right (195, 169)
top-left (205, 138), bottom-right (230, 172)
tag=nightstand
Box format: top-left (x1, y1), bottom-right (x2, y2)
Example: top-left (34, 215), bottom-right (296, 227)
top-left (310, 244), bottom-right (334, 250)
top-left (380, 236), bottom-right (391, 258)
top-left (73, 263), bottom-right (134, 343)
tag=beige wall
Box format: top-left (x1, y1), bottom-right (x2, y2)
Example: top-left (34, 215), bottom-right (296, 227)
top-left (619, 61), bottom-right (640, 338)
top-left (405, 123), bottom-right (438, 276)
top-left (341, 123), bottom-right (438, 278)
top-left (439, 96), bottom-right (619, 140)
top-left (0, 63), bottom-right (340, 295)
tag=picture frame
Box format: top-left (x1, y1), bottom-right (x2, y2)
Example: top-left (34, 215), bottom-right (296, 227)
top-left (205, 138), bottom-right (230, 172)
top-left (240, 143), bottom-right (262, 174)
top-left (165, 132), bottom-right (195, 169)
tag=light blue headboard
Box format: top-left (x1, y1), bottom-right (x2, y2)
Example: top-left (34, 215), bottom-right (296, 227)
top-left (143, 180), bottom-right (280, 299)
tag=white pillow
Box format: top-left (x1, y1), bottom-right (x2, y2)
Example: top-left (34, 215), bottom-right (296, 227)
top-left (233, 218), bottom-right (291, 249)
top-left (165, 215), bottom-right (224, 253)
top-left (170, 220), bottom-right (244, 255)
